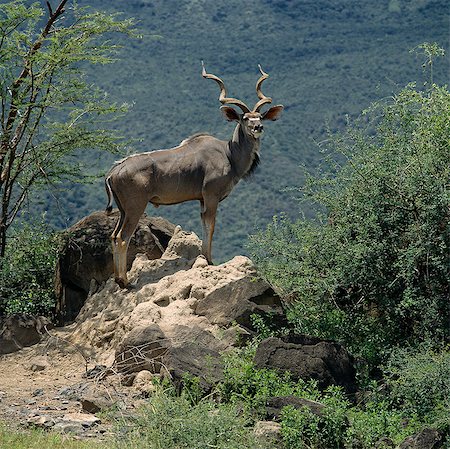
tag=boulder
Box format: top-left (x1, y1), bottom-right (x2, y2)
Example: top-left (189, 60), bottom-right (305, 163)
top-left (114, 324), bottom-right (168, 375)
top-left (265, 395), bottom-right (325, 420)
top-left (68, 229), bottom-right (284, 390)
top-left (55, 211), bottom-right (176, 324)
top-left (398, 428), bottom-right (443, 449)
top-left (80, 391), bottom-right (117, 414)
top-left (114, 324), bottom-right (226, 392)
top-left (0, 314), bottom-right (52, 355)
top-left (253, 421), bottom-right (282, 446)
top-left (254, 335), bottom-right (357, 395)
top-left (28, 356), bottom-right (50, 372)
top-left (161, 343), bottom-right (224, 392)
top-left (194, 276), bottom-right (281, 328)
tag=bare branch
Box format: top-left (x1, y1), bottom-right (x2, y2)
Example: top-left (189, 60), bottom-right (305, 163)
top-left (46, 1), bottom-right (53, 17)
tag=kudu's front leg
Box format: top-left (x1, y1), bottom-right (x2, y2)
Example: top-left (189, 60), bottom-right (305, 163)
top-left (200, 198), bottom-right (218, 264)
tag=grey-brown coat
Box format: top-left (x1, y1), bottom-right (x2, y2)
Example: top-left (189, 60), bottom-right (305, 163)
top-left (105, 64), bottom-right (283, 287)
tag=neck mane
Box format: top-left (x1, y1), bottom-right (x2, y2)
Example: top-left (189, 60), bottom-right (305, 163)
top-left (228, 123), bottom-right (261, 179)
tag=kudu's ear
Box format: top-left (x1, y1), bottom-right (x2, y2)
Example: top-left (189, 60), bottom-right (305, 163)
top-left (261, 105), bottom-right (284, 121)
top-left (220, 106), bottom-right (241, 122)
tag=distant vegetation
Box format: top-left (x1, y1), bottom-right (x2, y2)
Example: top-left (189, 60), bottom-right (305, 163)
top-left (27, 0), bottom-right (449, 261)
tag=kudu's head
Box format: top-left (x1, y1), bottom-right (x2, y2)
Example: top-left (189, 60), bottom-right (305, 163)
top-left (202, 62), bottom-right (283, 140)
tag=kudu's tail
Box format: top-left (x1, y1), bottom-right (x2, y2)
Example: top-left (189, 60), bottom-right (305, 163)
top-left (105, 176), bottom-right (114, 215)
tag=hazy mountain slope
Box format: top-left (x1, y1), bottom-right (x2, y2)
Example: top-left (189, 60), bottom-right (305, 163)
top-left (35, 0), bottom-right (449, 261)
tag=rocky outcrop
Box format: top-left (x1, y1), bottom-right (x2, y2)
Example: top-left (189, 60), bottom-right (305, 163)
top-left (0, 314), bottom-right (53, 355)
top-left (254, 335), bottom-right (357, 395)
top-left (55, 210), bottom-right (176, 323)
top-left (68, 227), bottom-right (282, 390)
top-left (0, 219), bottom-right (366, 441)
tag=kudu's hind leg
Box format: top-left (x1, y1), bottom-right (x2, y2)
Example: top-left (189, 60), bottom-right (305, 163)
top-left (110, 194), bottom-right (126, 286)
top-left (114, 205), bottom-right (147, 288)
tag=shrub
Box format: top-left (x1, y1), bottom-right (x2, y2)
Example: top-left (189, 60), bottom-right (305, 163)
top-left (0, 218), bottom-right (59, 317)
top-left (219, 344), bottom-right (321, 416)
top-left (115, 388), bottom-right (267, 449)
top-left (381, 345), bottom-right (450, 427)
top-left (344, 401), bottom-right (420, 449)
top-left (248, 50), bottom-right (449, 367)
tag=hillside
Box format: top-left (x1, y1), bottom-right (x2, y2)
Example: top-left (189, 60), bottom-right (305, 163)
top-left (34, 0), bottom-right (449, 261)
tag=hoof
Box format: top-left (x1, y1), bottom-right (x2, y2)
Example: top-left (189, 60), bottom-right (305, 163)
top-left (115, 277), bottom-right (128, 289)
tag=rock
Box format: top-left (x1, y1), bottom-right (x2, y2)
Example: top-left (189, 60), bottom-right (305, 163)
top-left (66, 238), bottom-right (286, 394)
top-left (29, 357), bottom-right (49, 372)
top-left (61, 412), bottom-right (101, 427)
top-left (78, 386), bottom-right (121, 414)
top-left (70, 251), bottom-right (282, 366)
top-left (265, 395), bottom-right (325, 420)
top-left (161, 342), bottom-right (224, 392)
top-left (52, 421), bottom-right (84, 434)
top-left (133, 370), bottom-right (157, 396)
top-left (374, 436), bottom-right (395, 448)
top-left (253, 421), bottom-right (282, 445)
top-left (0, 314), bottom-right (52, 355)
top-left (114, 324), bottom-right (168, 375)
top-left (55, 211), bottom-right (176, 323)
top-left (161, 226), bottom-right (202, 260)
top-left (32, 389), bottom-right (44, 397)
top-left (27, 409), bottom-right (103, 437)
top-left (192, 255), bottom-right (209, 269)
top-left (254, 335), bottom-right (357, 395)
top-left (27, 415), bottom-right (55, 429)
top-left (82, 364), bottom-right (109, 380)
top-left (58, 382), bottom-right (91, 401)
top-left (194, 273), bottom-right (282, 328)
top-left (398, 428), bottom-right (443, 449)
top-left (114, 323), bottom-right (227, 392)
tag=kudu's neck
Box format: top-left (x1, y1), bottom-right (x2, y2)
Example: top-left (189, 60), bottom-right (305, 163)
top-left (228, 123), bottom-right (260, 179)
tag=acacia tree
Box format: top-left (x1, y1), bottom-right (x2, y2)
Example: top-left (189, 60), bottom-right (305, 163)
top-left (0, 0), bottom-right (134, 256)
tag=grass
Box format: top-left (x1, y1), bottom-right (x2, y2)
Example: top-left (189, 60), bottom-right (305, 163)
top-left (0, 424), bottom-right (109, 449)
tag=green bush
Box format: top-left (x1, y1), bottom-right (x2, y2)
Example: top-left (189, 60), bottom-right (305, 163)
top-left (381, 345), bottom-right (450, 427)
top-left (115, 388), bottom-right (268, 449)
top-left (280, 387), bottom-right (350, 449)
top-left (248, 50), bottom-right (449, 367)
top-left (0, 218), bottom-right (59, 317)
top-left (344, 401), bottom-right (420, 449)
top-left (219, 344), bottom-right (321, 415)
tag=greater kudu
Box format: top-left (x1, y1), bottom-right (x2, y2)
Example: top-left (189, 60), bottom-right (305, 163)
top-left (105, 63), bottom-right (283, 287)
